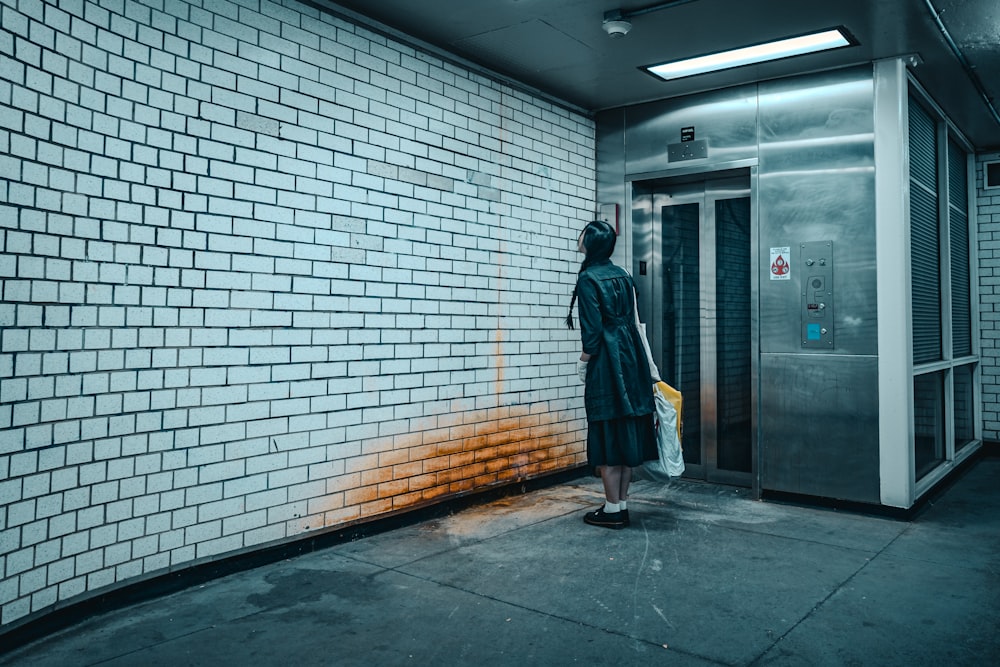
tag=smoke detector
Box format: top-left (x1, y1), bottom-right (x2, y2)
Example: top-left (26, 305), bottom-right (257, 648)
top-left (602, 10), bottom-right (632, 38)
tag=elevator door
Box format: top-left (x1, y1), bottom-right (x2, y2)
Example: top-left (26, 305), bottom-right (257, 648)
top-left (633, 173), bottom-right (754, 487)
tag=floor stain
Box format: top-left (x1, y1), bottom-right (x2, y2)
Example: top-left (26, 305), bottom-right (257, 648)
top-left (246, 568), bottom-right (384, 610)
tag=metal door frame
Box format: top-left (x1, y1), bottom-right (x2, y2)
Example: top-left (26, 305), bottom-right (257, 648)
top-left (631, 166), bottom-right (759, 491)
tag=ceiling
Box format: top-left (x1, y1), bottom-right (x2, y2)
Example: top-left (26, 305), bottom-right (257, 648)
top-left (319, 0), bottom-right (1000, 151)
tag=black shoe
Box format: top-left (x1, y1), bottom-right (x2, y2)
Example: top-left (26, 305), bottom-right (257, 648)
top-left (584, 507), bottom-right (625, 529)
top-left (621, 509), bottom-right (630, 527)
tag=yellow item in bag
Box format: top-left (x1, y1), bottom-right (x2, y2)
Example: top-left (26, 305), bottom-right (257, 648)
top-left (645, 381), bottom-right (684, 479)
top-left (655, 381), bottom-right (682, 441)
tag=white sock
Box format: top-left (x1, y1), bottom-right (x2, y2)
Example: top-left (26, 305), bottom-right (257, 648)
top-left (603, 501), bottom-right (620, 513)
top-left (619, 500), bottom-right (628, 511)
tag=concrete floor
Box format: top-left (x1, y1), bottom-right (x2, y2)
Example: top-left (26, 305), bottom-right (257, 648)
top-left (3, 458), bottom-right (999, 666)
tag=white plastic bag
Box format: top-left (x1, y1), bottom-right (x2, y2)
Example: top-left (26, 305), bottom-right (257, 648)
top-left (642, 381), bottom-right (685, 480)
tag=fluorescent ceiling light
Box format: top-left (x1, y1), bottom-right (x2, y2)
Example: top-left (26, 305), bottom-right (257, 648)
top-left (644, 28), bottom-right (853, 81)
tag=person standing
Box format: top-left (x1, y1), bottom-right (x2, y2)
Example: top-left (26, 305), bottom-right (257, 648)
top-left (567, 220), bottom-right (657, 529)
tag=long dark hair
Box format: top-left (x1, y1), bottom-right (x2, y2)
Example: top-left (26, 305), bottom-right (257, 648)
top-left (566, 220), bottom-right (617, 329)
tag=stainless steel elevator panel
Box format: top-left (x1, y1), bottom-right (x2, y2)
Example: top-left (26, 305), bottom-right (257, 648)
top-left (624, 85), bottom-right (758, 177)
top-left (756, 67), bottom-right (880, 502)
top-left (759, 354), bottom-right (880, 502)
top-left (758, 69), bottom-right (877, 356)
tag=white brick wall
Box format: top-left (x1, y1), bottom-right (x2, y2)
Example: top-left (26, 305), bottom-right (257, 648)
top-left (977, 152), bottom-right (1000, 440)
top-left (0, 0), bottom-right (593, 628)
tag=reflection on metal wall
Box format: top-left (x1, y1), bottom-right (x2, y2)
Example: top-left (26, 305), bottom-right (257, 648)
top-left (758, 71), bottom-right (877, 356)
top-left (759, 355), bottom-right (880, 501)
top-left (624, 85), bottom-right (758, 176)
top-left (757, 68), bottom-right (880, 502)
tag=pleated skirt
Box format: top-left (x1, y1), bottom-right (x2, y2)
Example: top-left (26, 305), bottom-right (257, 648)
top-left (586, 413), bottom-right (657, 468)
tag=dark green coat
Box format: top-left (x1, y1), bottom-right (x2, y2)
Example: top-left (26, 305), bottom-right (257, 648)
top-left (577, 260), bottom-right (655, 422)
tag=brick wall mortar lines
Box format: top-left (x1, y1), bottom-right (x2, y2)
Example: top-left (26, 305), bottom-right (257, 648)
top-left (0, 0), bottom-right (592, 627)
top-left (978, 153), bottom-right (1000, 438)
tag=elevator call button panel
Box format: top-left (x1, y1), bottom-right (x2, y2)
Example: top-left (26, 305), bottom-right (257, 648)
top-left (800, 241), bottom-right (834, 349)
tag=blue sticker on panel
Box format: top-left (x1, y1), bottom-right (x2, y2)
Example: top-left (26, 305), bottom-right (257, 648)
top-left (807, 323), bottom-right (822, 340)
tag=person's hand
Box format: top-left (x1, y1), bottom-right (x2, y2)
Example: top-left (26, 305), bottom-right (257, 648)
top-left (576, 360), bottom-right (588, 383)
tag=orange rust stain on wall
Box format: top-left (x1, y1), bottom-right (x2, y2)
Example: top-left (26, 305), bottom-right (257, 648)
top-left (377, 479), bottom-right (409, 498)
top-left (421, 427), bottom-right (452, 446)
top-left (360, 498), bottom-right (393, 517)
top-left (408, 473), bottom-right (439, 491)
top-left (322, 505), bottom-right (360, 527)
top-left (437, 438), bottom-right (467, 456)
top-left (518, 414), bottom-right (541, 428)
top-left (322, 401), bottom-right (587, 526)
top-left (392, 490), bottom-right (424, 510)
top-left (345, 486), bottom-right (378, 506)
top-left (393, 432), bottom-right (424, 449)
top-left (496, 416), bottom-right (521, 432)
top-left (474, 445), bottom-right (499, 462)
top-left (449, 424), bottom-right (477, 441)
top-left (484, 457), bottom-right (508, 473)
top-left (422, 484), bottom-right (452, 501)
top-left (378, 449), bottom-right (410, 467)
top-left (422, 455), bottom-right (453, 474)
top-left (496, 442), bottom-right (521, 458)
top-left (464, 434), bottom-right (490, 450)
top-left (346, 453), bottom-right (380, 473)
top-left (450, 478), bottom-right (477, 494)
top-left (448, 451), bottom-right (477, 468)
top-left (361, 436), bottom-right (395, 455)
top-left (327, 472), bottom-right (360, 493)
top-left (360, 467), bottom-right (393, 486)
top-left (409, 443), bottom-right (438, 460)
top-left (392, 461), bottom-right (424, 479)
top-left (307, 494), bottom-right (344, 517)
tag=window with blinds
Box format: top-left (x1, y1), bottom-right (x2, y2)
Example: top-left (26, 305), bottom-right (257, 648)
top-left (907, 89), bottom-right (977, 481)
top-left (908, 99), bottom-right (941, 365)
top-left (949, 139), bottom-right (972, 358)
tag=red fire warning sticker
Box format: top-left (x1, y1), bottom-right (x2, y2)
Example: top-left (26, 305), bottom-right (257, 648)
top-left (770, 247), bottom-right (790, 280)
